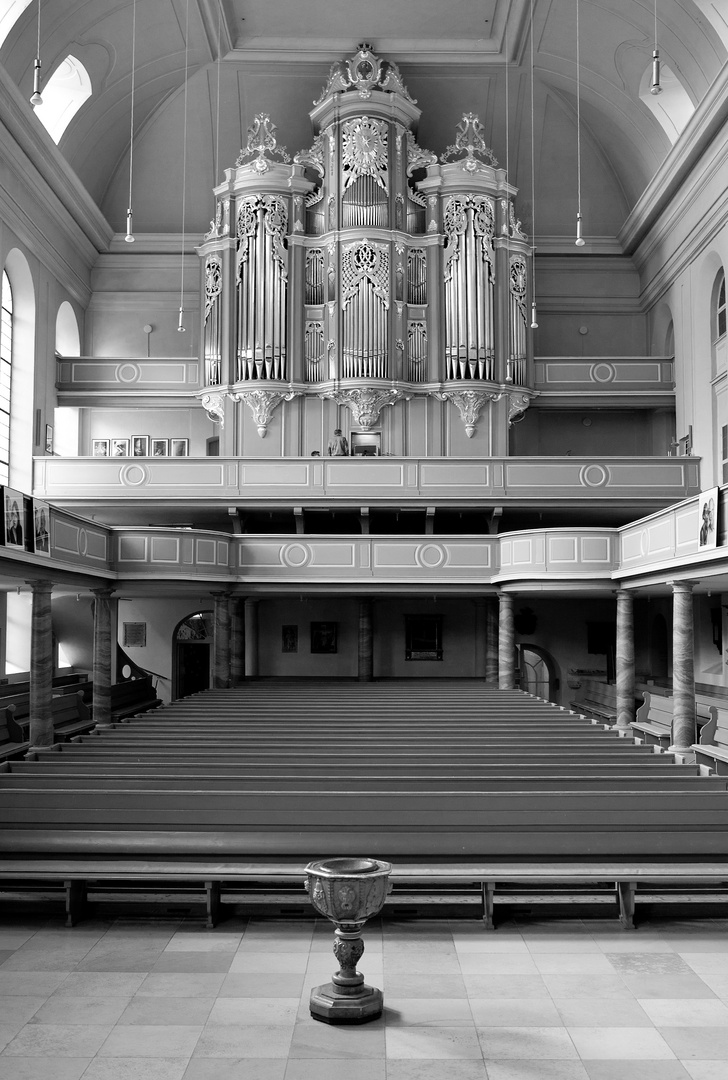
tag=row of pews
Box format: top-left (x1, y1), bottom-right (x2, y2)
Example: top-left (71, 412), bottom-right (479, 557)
top-left (1, 679), bottom-right (728, 928)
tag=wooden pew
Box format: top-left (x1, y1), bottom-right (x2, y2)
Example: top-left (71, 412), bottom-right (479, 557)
top-left (693, 704), bottom-right (728, 775)
top-left (1, 692), bottom-right (91, 760)
top-left (108, 676), bottom-right (162, 723)
top-left (632, 691), bottom-right (716, 751)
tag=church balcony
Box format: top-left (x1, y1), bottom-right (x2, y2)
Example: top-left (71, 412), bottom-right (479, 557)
top-left (533, 356), bottom-right (675, 407)
top-left (33, 454), bottom-right (699, 513)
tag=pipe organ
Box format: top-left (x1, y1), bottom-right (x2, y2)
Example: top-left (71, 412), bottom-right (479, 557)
top-left (198, 44), bottom-right (534, 445)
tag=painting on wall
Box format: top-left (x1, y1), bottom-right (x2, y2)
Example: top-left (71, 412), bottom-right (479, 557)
top-left (282, 625), bottom-right (298, 653)
top-left (311, 621), bottom-right (337, 654)
top-left (151, 439), bottom-right (168, 457)
top-left (123, 622), bottom-right (147, 647)
top-left (92, 439), bottom-right (109, 457)
top-left (698, 487), bottom-right (719, 550)
top-left (405, 614), bottom-right (443, 661)
top-left (170, 438), bottom-right (189, 457)
top-left (132, 436), bottom-right (149, 457)
top-left (32, 499), bottom-right (51, 556)
top-left (3, 487), bottom-right (25, 550)
top-left (111, 438), bottom-right (129, 457)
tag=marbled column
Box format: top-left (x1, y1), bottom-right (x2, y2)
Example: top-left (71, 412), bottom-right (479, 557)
top-left (473, 598), bottom-right (487, 679)
top-left (244, 598), bottom-right (259, 678)
top-left (212, 591), bottom-right (232, 689)
top-left (358, 599), bottom-right (373, 682)
top-left (230, 599), bottom-right (244, 685)
top-left (485, 597), bottom-right (499, 683)
top-left (498, 592), bottom-right (516, 690)
top-left (27, 579), bottom-right (54, 749)
top-left (615, 590), bottom-right (635, 730)
top-left (92, 588), bottom-right (114, 727)
top-left (670, 580), bottom-right (697, 751)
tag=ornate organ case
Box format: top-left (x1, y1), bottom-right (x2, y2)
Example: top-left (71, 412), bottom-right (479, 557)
top-left (197, 45), bottom-right (534, 455)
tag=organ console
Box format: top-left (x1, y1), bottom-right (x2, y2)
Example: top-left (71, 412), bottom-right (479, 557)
top-left (197, 44), bottom-right (534, 444)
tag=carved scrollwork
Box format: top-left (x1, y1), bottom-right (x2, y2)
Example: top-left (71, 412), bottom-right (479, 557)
top-left (234, 387), bottom-right (299, 439)
top-left (509, 202), bottom-right (528, 241)
top-left (204, 200), bottom-right (224, 240)
top-left (341, 116), bottom-right (388, 192)
top-left (508, 391), bottom-right (533, 426)
top-left (406, 131), bottom-right (438, 176)
top-left (204, 256), bottom-right (222, 319)
top-left (235, 113), bottom-right (290, 172)
top-left (442, 112), bottom-right (499, 171)
top-left (201, 391), bottom-right (227, 427)
top-left (341, 240), bottom-right (390, 308)
top-left (323, 387), bottom-right (408, 430)
top-left (436, 389), bottom-right (500, 438)
top-left (314, 43), bottom-right (416, 105)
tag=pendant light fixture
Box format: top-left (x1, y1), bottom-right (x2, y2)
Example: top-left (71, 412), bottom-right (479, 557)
top-left (529, 0), bottom-right (538, 329)
top-left (125, 0), bottom-right (137, 243)
top-left (504, 10), bottom-right (513, 382)
top-left (575, 0), bottom-right (585, 246)
top-left (177, 0), bottom-right (191, 333)
top-left (30, 0), bottom-right (42, 106)
top-left (650, 0), bottom-right (663, 95)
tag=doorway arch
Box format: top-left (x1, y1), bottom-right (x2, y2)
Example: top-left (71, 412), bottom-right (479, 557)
top-left (518, 644), bottom-right (559, 703)
top-left (173, 610), bottom-right (213, 699)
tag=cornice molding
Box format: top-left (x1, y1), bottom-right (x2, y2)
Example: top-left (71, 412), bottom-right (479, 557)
top-left (618, 63), bottom-right (728, 256)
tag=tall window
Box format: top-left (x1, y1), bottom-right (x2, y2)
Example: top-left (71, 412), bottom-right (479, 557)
top-left (0, 270), bottom-right (13, 484)
top-left (716, 270), bottom-right (727, 342)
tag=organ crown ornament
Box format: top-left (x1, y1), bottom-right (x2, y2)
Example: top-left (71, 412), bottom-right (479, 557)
top-left (442, 113), bottom-right (499, 172)
top-left (236, 113), bottom-right (291, 173)
top-left (315, 43), bottom-right (415, 104)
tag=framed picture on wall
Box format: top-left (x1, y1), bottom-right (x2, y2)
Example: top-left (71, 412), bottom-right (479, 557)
top-left (32, 499), bottom-right (51, 556)
top-left (698, 487), bottom-right (719, 550)
top-left (123, 622), bottom-right (147, 647)
top-left (131, 436), bottom-right (149, 457)
top-left (282, 625), bottom-right (298, 653)
top-left (170, 438), bottom-right (189, 457)
top-left (111, 438), bottom-right (129, 457)
top-left (151, 439), bottom-right (168, 457)
top-left (3, 487), bottom-right (25, 550)
top-left (92, 439), bottom-right (109, 457)
top-left (311, 621), bottom-right (337, 654)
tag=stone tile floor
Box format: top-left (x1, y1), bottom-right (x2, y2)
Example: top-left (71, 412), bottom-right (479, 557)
top-left (0, 909), bottom-right (727, 1079)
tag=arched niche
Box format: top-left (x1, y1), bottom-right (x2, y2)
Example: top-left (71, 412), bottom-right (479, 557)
top-left (4, 248), bottom-right (35, 491)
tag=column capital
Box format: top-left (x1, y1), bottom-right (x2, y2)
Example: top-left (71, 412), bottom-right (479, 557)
top-left (211, 589), bottom-right (233, 599)
top-left (25, 578), bottom-right (54, 594)
top-left (667, 579), bottom-right (698, 592)
top-left (91, 586), bottom-right (115, 598)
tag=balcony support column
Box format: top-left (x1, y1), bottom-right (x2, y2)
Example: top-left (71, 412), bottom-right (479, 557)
top-left (498, 592), bottom-right (516, 690)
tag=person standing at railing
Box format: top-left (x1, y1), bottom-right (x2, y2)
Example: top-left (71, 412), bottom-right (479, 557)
top-left (327, 428), bottom-right (349, 456)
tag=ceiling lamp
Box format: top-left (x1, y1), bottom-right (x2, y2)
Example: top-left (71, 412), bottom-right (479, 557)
top-left (125, 0), bottom-right (137, 242)
top-left (30, 0), bottom-right (42, 106)
top-left (178, 0), bottom-right (191, 332)
top-left (575, 0), bottom-right (585, 246)
top-left (650, 0), bottom-right (663, 95)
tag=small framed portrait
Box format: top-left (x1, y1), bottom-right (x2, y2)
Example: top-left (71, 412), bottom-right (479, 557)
top-left (170, 438), bottom-right (189, 457)
top-left (45, 424), bottom-right (53, 455)
top-left (151, 439), bottom-right (168, 457)
top-left (3, 487), bottom-right (25, 549)
top-left (311, 621), bottom-right (337, 654)
top-left (32, 499), bottom-right (51, 556)
top-left (92, 439), bottom-right (109, 457)
top-left (131, 436), bottom-right (149, 457)
top-left (698, 486), bottom-right (719, 550)
top-left (111, 438), bottom-right (129, 457)
top-left (282, 625), bottom-right (298, 653)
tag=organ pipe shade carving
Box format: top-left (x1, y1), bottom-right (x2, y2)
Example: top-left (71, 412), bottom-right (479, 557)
top-left (407, 321), bottom-right (427, 382)
top-left (305, 321), bottom-right (325, 381)
top-left (236, 195), bottom-right (288, 381)
top-left (204, 256), bottom-right (222, 386)
top-left (407, 249), bottom-right (426, 304)
top-left (341, 241), bottom-right (390, 379)
top-left (305, 249), bottom-right (325, 304)
top-left (443, 195), bottom-right (496, 381)
top-left (509, 256), bottom-right (528, 386)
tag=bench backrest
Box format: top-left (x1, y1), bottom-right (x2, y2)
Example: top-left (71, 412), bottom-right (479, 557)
top-left (6, 691), bottom-right (90, 743)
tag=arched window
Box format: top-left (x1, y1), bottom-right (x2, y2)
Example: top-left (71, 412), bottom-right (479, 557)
top-left (33, 55), bottom-right (92, 144)
top-left (715, 270), bottom-right (727, 343)
top-left (0, 270), bottom-right (13, 485)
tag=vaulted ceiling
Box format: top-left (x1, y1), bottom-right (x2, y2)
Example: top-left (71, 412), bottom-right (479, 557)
top-left (1, 0), bottom-right (726, 241)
